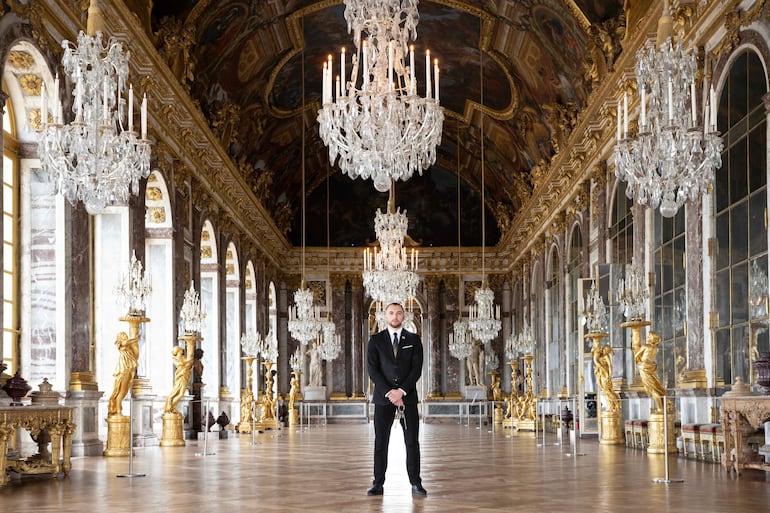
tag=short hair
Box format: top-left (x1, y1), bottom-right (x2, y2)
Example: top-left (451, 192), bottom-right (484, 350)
top-left (386, 302), bottom-right (404, 312)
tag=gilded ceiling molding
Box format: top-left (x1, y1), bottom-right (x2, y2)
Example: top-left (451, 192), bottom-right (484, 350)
top-left (560, 0), bottom-right (591, 33)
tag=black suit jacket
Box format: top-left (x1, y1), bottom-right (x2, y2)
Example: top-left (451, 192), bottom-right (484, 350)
top-left (367, 328), bottom-right (423, 406)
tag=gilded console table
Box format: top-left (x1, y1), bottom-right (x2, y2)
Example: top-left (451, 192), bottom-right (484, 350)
top-left (0, 405), bottom-right (75, 486)
top-left (720, 396), bottom-right (770, 474)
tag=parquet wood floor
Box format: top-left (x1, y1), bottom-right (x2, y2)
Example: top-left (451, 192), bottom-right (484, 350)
top-left (1, 422), bottom-right (769, 512)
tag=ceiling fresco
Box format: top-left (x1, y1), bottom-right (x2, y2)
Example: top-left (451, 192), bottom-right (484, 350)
top-left (150, 0), bottom-right (628, 247)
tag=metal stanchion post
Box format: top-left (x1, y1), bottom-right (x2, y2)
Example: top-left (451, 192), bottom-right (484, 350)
top-left (117, 392), bottom-right (146, 478)
top-left (195, 399), bottom-right (216, 456)
top-left (653, 396), bottom-right (684, 484)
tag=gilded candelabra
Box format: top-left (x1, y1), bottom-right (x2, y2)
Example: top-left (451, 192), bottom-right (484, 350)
top-left (160, 333), bottom-right (198, 447)
top-left (237, 355), bottom-right (258, 434)
top-left (258, 361), bottom-right (280, 430)
top-left (587, 332), bottom-right (624, 445)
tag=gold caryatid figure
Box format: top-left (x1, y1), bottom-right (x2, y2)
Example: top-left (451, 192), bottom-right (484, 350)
top-left (164, 345), bottom-right (194, 414)
top-left (591, 339), bottom-right (621, 413)
top-left (634, 331), bottom-right (668, 411)
top-left (107, 331), bottom-right (140, 416)
top-left (288, 373), bottom-right (300, 411)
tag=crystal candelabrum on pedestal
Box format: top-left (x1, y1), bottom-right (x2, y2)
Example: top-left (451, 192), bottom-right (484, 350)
top-left (582, 283), bottom-right (623, 445)
top-left (236, 330), bottom-right (262, 434)
top-left (503, 323), bottom-right (537, 431)
top-left (160, 282), bottom-right (205, 447)
top-left (317, 0), bottom-right (443, 192)
top-left (37, 0), bottom-right (151, 215)
top-left (105, 251), bottom-right (152, 457)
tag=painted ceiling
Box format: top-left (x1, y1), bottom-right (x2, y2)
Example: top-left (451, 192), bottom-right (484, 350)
top-left (149, 0), bottom-right (627, 247)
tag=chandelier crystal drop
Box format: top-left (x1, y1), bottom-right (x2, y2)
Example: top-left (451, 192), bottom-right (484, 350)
top-left (617, 263), bottom-right (649, 322)
top-left (37, 24), bottom-right (151, 215)
top-left (115, 250), bottom-right (152, 316)
top-left (319, 318), bottom-right (342, 361)
top-left (468, 285), bottom-right (502, 345)
top-left (362, 201), bottom-right (420, 305)
top-left (179, 282), bottom-right (206, 335)
top-left (613, 3), bottom-right (723, 218)
top-left (288, 285), bottom-right (322, 345)
top-left (582, 283), bottom-right (608, 333)
top-left (317, 0), bottom-right (444, 192)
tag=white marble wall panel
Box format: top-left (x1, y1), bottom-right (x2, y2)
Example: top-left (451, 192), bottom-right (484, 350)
top-left (21, 168), bottom-right (59, 387)
top-left (146, 241), bottom-right (174, 395)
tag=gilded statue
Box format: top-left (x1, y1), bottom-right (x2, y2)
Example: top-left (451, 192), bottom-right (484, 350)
top-left (591, 339), bottom-right (621, 413)
top-left (288, 373), bottom-right (300, 411)
top-left (164, 346), bottom-right (194, 415)
top-left (490, 374), bottom-right (502, 402)
top-left (260, 370), bottom-right (276, 422)
top-left (107, 331), bottom-right (140, 416)
top-left (634, 331), bottom-right (668, 411)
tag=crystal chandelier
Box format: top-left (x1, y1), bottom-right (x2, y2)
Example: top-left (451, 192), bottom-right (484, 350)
top-left (288, 286), bottom-right (322, 345)
top-left (468, 286), bottom-right (501, 344)
top-left (617, 262), bottom-right (649, 322)
top-left (581, 283), bottom-right (608, 333)
top-left (257, 329), bottom-right (279, 362)
top-left (115, 250), bottom-right (151, 316)
top-left (37, 2), bottom-right (151, 215)
top-left (289, 50), bottom-right (323, 347)
top-left (179, 282), bottom-right (206, 335)
top-left (362, 187), bottom-right (420, 304)
top-left (317, 0), bottom-right (444, 192)
top-left (319, 318), bottom-right (342, 361)
top-left (613, 0), bottom-right (723, 218)
top-left (467, 50), bottom-right (501, 346)
top-left (449, 319), bottom-right (473, 361)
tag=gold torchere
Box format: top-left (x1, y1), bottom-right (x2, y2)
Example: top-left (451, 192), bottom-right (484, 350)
top-left (104, 313), bottom-right (149, 457)
top-left (586, 331), bottom-right (624, 445)
top-left (489, 371), bottom-right (503, 424)
top-left (502, 360), bottom-right (518, 430)
top-left (257, 361), bottom-right (280, 430)
top-left (506, 354), bottom-right (537, 432)
top-left (237, 356), bottom-right (257, 433)
top-left (621, 318), bottom-right (651, 390)
top-left (633, 331), bottom-right (676, 453)
top-left (160, 334), bottom-right (199, 447)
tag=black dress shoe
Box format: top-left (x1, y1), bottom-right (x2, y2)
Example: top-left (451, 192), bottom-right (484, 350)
top-left (367, 485), bottom-right (384, 496)
top-left (411, 484), bottom-right (428, 496)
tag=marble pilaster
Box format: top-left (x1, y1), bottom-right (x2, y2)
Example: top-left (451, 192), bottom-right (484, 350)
top-left (685, 197), bottom-right (705, 371)
top-left (65, 390), bottom-right (104, 456)
top-left (350, 277), bottom-right (364, 397)
top-left (424, 276), bottom-right (443, 396)
top-left (330, 282), bottom-right (347, 396)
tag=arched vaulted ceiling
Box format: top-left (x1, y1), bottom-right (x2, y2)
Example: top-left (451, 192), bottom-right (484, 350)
top-left (149, 0), bottom-right (628, 247)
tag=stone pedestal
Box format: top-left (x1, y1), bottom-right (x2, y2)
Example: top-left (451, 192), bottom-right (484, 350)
top-left (463, 385), bottom-right (487, 401)
top-left (304, 386), bottom-right (326, 401)
top-left (599, 409), bottom-right (624, 445)
top-left (647, 411), bottom-right (677, 454)
top-left (160, 412), bottom-right (185, 447)
top-left (64, 389), bottom-right (104, 456)
top-left (104, 414), bottom-right (130, 457)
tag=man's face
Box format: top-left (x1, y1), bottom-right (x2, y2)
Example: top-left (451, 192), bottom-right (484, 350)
top-left (385, 303), bottom-right (405, 329)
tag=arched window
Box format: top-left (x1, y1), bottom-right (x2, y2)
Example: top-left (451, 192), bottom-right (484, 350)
top-left (144, 171), bottom-right (174, 395)
top-left (200, 220), bottom-right (220, 399)
top-left (547, 247), bottom-right (561, 397)
top-left (224, 242), bottom-right (240, 406)
top-left (713, 50), bottom-right (768, 388)
top-left (567, 224), bottom-right (583, 395)
top-left (531, 261), bottom-right (543, 394)
top-left (609, 181), bottom-right (633, 265)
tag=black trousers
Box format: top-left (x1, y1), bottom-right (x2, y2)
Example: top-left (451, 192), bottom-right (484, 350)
top-left (372, 402), bottom-right (421, 486)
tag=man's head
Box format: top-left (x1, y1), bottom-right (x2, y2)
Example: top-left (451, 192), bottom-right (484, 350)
top-left (385, 302), bottom-right (405, 330)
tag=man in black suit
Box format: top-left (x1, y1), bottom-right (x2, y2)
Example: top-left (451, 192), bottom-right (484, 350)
top-left (366, 302), bottom-right (427, 496)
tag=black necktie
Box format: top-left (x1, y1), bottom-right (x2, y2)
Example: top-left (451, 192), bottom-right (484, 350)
top-left (393, 332), bottom-right (399, 357)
